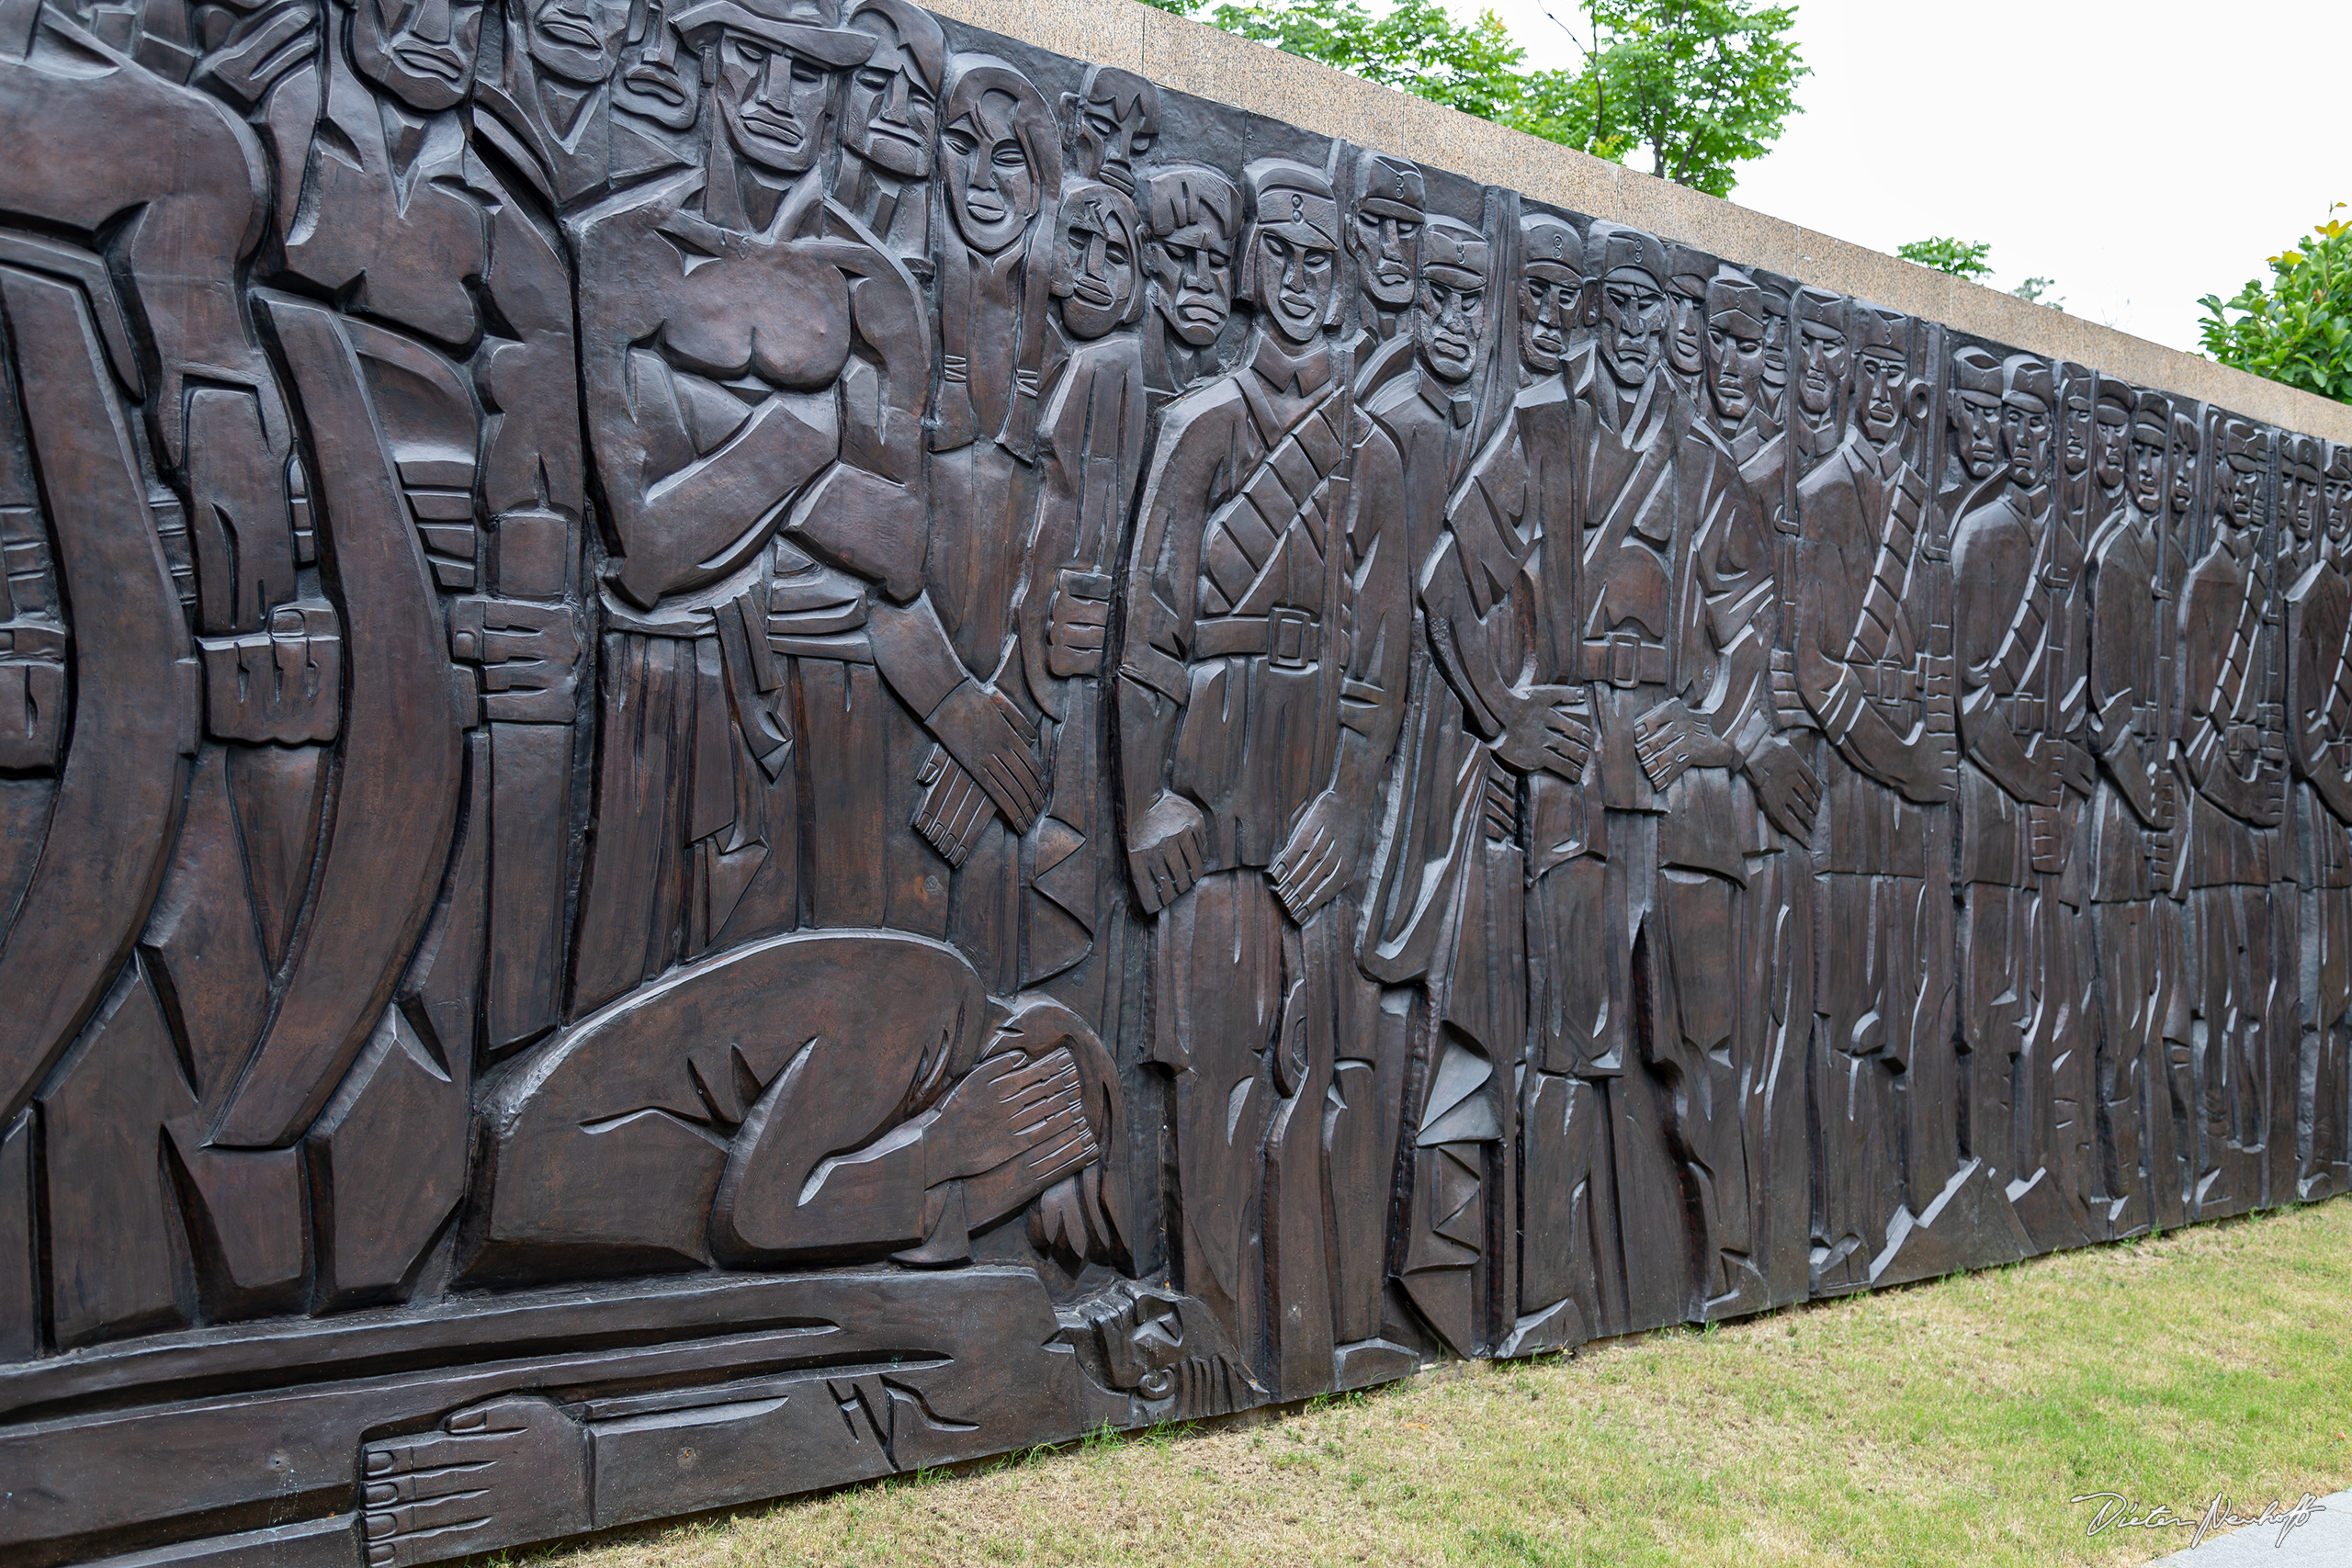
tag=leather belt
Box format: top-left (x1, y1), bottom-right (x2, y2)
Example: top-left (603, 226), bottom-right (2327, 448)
top-left (1849, 657), bottom-right (1917, 705)
top-left (1195, 606), bottom-right (1320, 671)
top-left (2002, 691), bottom-right (2048, 734)
top-left (1582, 631), bottom-right (1669, 690)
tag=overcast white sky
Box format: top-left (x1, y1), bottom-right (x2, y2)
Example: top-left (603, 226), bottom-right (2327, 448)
top-left (1470, 0), bottom-right (2351, 352)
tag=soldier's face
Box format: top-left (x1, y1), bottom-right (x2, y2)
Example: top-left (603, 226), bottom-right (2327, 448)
top-left (715, 36), bottom-right (832, 175)
top-left (1704, 312), bottom-right (1761, 423)
top-left (1254, 229), bottom-right (1335, 344)
top-left (941, 95), bottom-right (1039, 253)
top-left (2291, 475), bottom-right (2321, 543)
top-left (2061, 404), bottom-right (2090, 478)
top-left (1597, 273), bottom-right (1666, 388)
top-left (843, 30), bottom-right (935, 178)
top-left (2002, 401), bottom-right (2052, 488)
top-left (2094, 418), bottom-right (2129, 490)
top-left (350, 0), bottom-right (485, 111)
top-left (2171, 443), bottom-right (2199, 517)
top-left (1517, 268), bottom-right (1575, 378)
top-left (1666, 286), bottom-right (1704, 376)
top-left (1414, 271), bottom-right (1486, 384)
top-left (1053, 198), bottom-right (1137, 342)
top-left (2129, 435), bottom-right (2165, 514)
top-left (1761, 311), bottom-right (1787, 395)
top-left (1855, 344), bottom-right (1906, 445)
top-left (1350, 209), bottom-right (1419, 310)
top-left (1951, 393), bottom-right (2000, 479)
top-left (2226, 461), bottom-right (2264, 524)
top-left (2326, 478), bottom-right (2352, 546)
top-left (526, 0), bottom-right (628, 85)
top-left (615, 14), bottom-right (695, 130)
top-left (1075, 85), bottom-right (1156, 197)
top-left (1796, 321), bottom-right (1845, 417)
top-left (1147, 220), bottom-right (1234, 348)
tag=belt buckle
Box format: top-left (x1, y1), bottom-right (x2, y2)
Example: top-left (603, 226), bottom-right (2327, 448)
top-left (1609, 632), bottom-right (1640, 690)
top-left (1268, 606), bottom-right (1313, 671)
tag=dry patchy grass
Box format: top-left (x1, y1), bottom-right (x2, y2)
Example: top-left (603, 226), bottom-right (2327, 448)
top-left (525, 1199), bottom-right (2352, 1567)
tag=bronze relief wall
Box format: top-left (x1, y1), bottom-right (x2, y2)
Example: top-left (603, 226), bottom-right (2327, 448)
top-left (0, 1), bottom-right (2343, 1562)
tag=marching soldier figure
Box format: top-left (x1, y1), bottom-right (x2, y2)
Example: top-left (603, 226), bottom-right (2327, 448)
top-left (1446, 220), bottom-right (1807, 1339)
top-left (1787, 287), bottom-right (1848, 476)
top-left (1361, 216), bottom-right (1565, 1359)
top-left (1951, 355), bottom-right (2098, 1252)
top-left (2177, 417), bottom-right (2287, 1218)
top-left (1139, 164), bottom-right (1242, 409)
top-left (2086, 389), bottom-right (2186, 1234)
top-left (835, 0), bottom-right (947, 269)
top-left (1703, 266), bottom-right (1791, 535)
top-left (1661, 243), bottom-right (1712, 402)
top-left (2286, 435), bottom-right (2352, 1201)
top-left (1700, 261), bottom-right (1813, 1310)
top-left (1344, 152), bottom-right (1424, 399)
top-left (1787, 299), bottom-right (1966, 1292)
top-left (1514, 210), bottom-right (1580, 387)
top-left (1118, 158), bottom-right (1408, 1400)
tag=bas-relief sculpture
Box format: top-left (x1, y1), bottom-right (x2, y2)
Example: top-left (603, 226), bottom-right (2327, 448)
top-left (0, 0), bottom-right (2345, 1558)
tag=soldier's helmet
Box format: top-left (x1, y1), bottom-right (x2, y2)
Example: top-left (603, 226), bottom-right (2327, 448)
top-left (1352, 152), bottom-right (1425, 220)
top-left (1420, 217), bottom-right (1489, 288)
top-left (1520, 211), bottom-right (1581, 287)
top-left (2000, 355), bottom-right (2052, 414)
top-left (1704, 266), bottom-right (1763, 332)
top-left (1584, 220), bottom-right (1666, 289)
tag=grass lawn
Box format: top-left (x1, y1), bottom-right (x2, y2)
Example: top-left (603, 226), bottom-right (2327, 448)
top-left (529, 1197), bottom-right (2352, 1566)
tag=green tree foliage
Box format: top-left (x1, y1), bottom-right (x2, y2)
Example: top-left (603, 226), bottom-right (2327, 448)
top-left (1197, 0), bottom-right (1537, 124)
top-left (2009, 276), bottom-right (2063, 311)
top-left (1896, 236), bottom-right (1992, 280)
top-left (1147, 0), bottom-right (1805, 198)
top-left (1557, 0), bottom-right (1807, 197)
top-left (2199, 207), bottom-right (2352, 404)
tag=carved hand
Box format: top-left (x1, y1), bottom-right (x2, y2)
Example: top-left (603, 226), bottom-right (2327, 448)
top-left (1493, 683), bottom-right (1593, 781)
top-left (1770, 647), bottom-right (1814, 732)
top-left (361, 1397), bottom-right (589, 1568)
top-left (910, 749), bottom-right (994, 866)
top-left (2095, 689), bottom-right (2164, 827)
top-left (2047, 735), bottom-right (2097, 800)
top-left (1901, 719), bottom-right (1960, 805)
top-left (450, 598), bottom-right (581, 724)
top-left (1481, 754), bottom-right (1519, 841)
top-left (2246, 766), bottom-right (2289, 829)
top-left (926, 1047), bottom-right (1094, 1184)
top-left (1743, 734), bottom-right (1821, 840)
top-left (1046, 569), bottom-right (1114, 680)
top-left (1270, 787), bottom-right (1358, 923)
top-left (924, 678), bottom-right (1046, 831)
top-left (1126, 793), bottom-right (1207, 913)
top-left (199, 601), bottom-right (341, 745)
top-left (1632, 697), bottom-right (1740, 793)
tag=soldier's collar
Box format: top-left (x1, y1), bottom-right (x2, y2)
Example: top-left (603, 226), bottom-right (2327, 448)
top-left (1793, 410), bottom-right (1839, 459)
top-left (1250, 332), bottom-right (1333, 397)
top-left (1417, 367), bottom-right (1475, 426)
